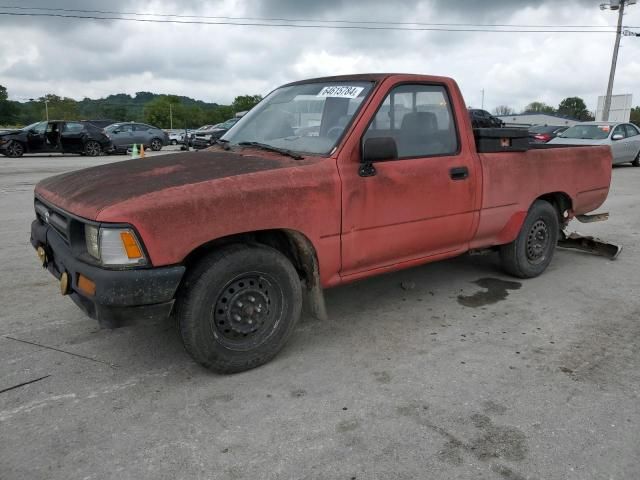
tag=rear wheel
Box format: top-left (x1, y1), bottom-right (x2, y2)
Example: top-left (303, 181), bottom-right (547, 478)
top-left (170, 139), bottom-right (178, 145)
top-left (176, 244), bottom-right (302, 374)
top-left (500, 200), bottom-right (559, 279)
top-left (4, 141), bottom-right (24, 158)
top-left (84, 140), bottom-right (101, 157)
top-left (150, 138), bottom-right (163, 151)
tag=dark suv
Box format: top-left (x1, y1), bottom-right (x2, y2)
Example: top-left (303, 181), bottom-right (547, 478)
top-left (469, 109), bottom-right (504, 128)
top-left (0, 121), bottom-right (112, 158)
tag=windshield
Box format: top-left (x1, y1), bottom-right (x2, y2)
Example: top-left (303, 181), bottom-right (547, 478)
top-left (223, 81), bottom-right (374, 155)
top-left (22, 122), bottom-right (42, 131)
top-left (218, 118), bottom-right (239, 129)
top-left (559, 124), bottom-right (612, 140)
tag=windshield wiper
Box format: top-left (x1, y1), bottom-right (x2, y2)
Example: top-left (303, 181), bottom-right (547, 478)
top-left (238, 141), bottom-right (304, 160)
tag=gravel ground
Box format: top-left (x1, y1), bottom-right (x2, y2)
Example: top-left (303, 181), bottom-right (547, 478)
top-left (0, 153), bottom-right (638, 480)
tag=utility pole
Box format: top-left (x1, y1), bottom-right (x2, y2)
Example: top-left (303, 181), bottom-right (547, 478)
top-left (600, 0), bottom-right (636, 121)
top-left (44, 99), bottom-right (49, 121)
top-left (169, 103), bottom-right (173, 129)
top-left (481, 89), bottom-right (485, 110)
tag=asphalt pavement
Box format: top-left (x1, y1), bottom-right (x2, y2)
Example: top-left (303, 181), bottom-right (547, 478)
top-left (0, 151), bottom-right (638, 480)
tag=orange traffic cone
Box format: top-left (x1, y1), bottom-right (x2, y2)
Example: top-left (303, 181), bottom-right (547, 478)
top-left (140, 143), bottom-right (145, 158)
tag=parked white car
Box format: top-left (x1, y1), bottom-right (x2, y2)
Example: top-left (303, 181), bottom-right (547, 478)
top-left (549, 122), bottom-right (640, 166)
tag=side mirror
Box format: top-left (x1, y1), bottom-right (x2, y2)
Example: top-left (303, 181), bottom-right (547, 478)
top-left (362, 137), bottom-right (398, 163)
top-left (611, 133), bottom-right (624, 141)
top-left (360, 137), bottom-right (398, 178)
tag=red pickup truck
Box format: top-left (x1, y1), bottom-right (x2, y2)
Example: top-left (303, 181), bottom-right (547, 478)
top-left (31, 73), bottom-right (612, 373)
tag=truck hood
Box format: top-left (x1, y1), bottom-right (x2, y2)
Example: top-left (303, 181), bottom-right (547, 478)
top-left (35, 149), bottom-right (307, 220)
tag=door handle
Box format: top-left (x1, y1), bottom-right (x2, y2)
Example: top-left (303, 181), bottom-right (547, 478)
top-left (450, 166), bottom-right (469, 180)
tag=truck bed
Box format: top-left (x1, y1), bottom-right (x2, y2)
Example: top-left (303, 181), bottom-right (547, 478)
top-left (470, 145), bottom-right (612, 249)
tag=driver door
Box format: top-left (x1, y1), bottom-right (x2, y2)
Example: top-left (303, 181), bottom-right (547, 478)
top-left (26, 122), bottom-right (47, 153)
top-left (610, 125), bottom-right (629, 163)
top-left (339, 83), bottom-right (479, 277)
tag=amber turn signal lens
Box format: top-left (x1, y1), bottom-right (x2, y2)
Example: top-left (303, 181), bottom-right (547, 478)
top-left (120, 231), bottom-right (143, 259)
top-left (77, 274), bottom-right (96, 296)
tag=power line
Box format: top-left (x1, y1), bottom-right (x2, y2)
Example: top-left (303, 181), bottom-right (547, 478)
top-left (0, 11), bottom-right (621, 33)
top-left (0, 4), bottom-right (626, 29)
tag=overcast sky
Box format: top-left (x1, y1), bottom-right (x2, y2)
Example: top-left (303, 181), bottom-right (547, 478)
top-left (0, 0), bottom-right (639, 113)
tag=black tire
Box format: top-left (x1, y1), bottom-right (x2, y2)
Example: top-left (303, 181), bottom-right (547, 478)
top-left (499, 200), bottom-right (559, 279)
top-left (632, 150), bottom-right (640, 167)
top-left (170, 139), bottom-right (178, 145)
top-left (4, 140), bottom-right (24, 158)
top-left (84, 140), bottom-right (101, 157)
top-left (176, 244), bottom-right (302, 374)
top-left (150, 138), bottom-right (163, 151)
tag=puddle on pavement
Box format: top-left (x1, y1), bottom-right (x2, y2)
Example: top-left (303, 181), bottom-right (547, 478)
top-left (457, 278), bottom-right (522, 308)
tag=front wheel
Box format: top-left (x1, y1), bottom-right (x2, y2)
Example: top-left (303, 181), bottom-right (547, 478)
top-left (150, 138), bottom-right (163, 151)
top-left (84, 140), bottom-right (101, 157)
top-left (4, 140), bottom-right (25, 158)
top-left (500, 200), bottom-right (559, 279)
top-left (632, 150), bottom-right (640, 167)
top-left (170, 139), bottom-right (178, 145)
top-left (176, 244), bottom-right (302, 374)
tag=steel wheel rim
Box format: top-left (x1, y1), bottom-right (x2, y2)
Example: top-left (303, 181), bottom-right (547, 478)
top-left (526, 219), bottom-right (550, 264)
top-left (86, 141), bottom-right (100, 156)
top-left (210, 272), bottom-right (283, 351)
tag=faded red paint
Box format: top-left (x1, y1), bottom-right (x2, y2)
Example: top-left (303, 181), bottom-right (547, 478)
top-left (34, 73), bottom-right (612, 288)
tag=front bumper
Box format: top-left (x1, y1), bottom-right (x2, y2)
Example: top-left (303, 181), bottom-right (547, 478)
top-left (31, 219), bottom-right (185, 328)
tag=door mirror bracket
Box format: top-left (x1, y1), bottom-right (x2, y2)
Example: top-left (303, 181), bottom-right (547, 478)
top-left (359, 162), bottom-right (377, 177)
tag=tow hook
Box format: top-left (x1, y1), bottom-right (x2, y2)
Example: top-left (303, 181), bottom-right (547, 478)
top-left (36, 246), bottom-right (47, 267)
top-left (60, 271), bottom-right (71, 296)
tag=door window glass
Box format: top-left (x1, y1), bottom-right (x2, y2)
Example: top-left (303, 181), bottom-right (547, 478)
top-left (31, 122), bottom-right (47, 134)
top-left (63, 122), bottom-right (84, 133)
top-left (624, 124), bottom-right (639, 137)
top-left (365, 84), bottom-right (458, 158)
top-left (134, 124), bottom-right (150, 131)
top-left (612, 125), bottom-right (626, 138)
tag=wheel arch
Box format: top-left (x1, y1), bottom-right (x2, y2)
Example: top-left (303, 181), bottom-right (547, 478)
top-left (181, 229), bottom-right (327, 320)
top-left (537, 191), bottom-right (573, 226)
top-left (497, 192), bottom-right (572, 245)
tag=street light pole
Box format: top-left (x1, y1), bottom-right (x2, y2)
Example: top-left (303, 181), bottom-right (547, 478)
top-left (602, 0), bottom-right (629, 121)
top-left (44, 99), bottom-right (49, 122)
top-left (169, 103), bottom-right (173, 129)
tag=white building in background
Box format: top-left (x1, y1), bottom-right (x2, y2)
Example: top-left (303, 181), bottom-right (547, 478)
top-left (595, 94), bottom-right (633, 122)
top-left (497, 113), bottom-right (581, 127)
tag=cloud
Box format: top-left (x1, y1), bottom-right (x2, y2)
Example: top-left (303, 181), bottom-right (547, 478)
top-left (0, 0), bottom-right (638, 114)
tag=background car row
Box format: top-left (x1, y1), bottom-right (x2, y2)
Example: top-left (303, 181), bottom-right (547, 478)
top-left (0, 120), bottom-right (169, 157)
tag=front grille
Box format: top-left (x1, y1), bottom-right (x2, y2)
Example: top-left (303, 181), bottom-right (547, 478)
top-left (35, 199), bottom-right (71, 244)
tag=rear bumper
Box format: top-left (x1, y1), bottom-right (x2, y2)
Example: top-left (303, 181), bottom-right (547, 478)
top-left (31, 219), bottom-right (185, 327)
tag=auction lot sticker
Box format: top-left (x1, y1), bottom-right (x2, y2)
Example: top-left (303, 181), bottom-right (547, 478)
top-left (317, 86), bottom-right (364, 98)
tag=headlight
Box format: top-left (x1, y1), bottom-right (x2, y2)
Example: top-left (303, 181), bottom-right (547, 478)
top-left (84, 225), bottom-right (147, 266)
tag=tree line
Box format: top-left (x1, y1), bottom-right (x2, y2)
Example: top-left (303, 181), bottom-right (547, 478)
top-left (0, 84), bottom-right (262, 129)
top-left (493, 96), bottom-right (640, 126)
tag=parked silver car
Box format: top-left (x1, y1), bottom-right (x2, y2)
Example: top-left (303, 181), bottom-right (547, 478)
top-left (105, 122), bottom-right (169, 153)
top-left (548, 121), bottom-right (640, 166)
